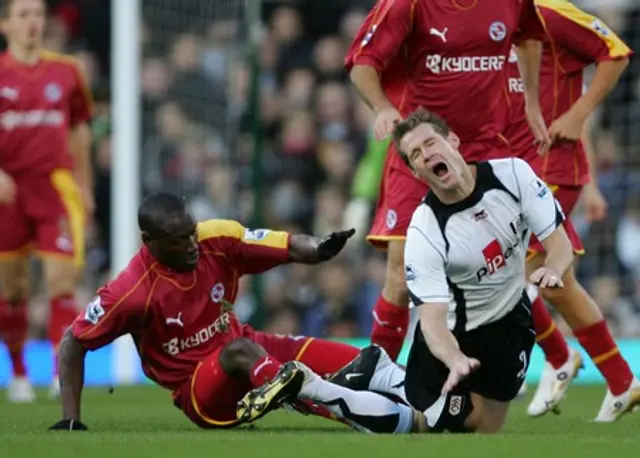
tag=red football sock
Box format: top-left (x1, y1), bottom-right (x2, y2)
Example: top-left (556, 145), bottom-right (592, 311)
top-left (531, 297), bottom-right (569, 369)
top-left (574, 320), bottom-right (634, 395)
top-left (295, 339), bottom-right (360, 376)
top-left (249, 355), bottom-right (283, 387)
top-left (296, 400), bottom-right (350, 427)
top-left (0, 298), bottom-right (28, 377)
top-left (370, 295), bottom-right (409, 361)
top-left (49, 294), bottom-right (80, 375)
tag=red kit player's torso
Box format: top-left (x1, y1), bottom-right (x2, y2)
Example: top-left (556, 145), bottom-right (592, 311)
top-left (0, 51), bottom-right (92, 177)
top-left (504, 1), bottom-right (632, 186)
top-left (72, 220), bottom-right (291, 392)
top-left (345, 0), bottom-right (544, 174)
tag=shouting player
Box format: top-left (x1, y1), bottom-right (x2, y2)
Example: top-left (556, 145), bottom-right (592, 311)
top-left (504, 0), bottom-right (637, 421)
top-left (0, 0), bottom-right (93, 402)
top-left (48, 193), bottom-right (410, 431)
top-left (241, 109), bottom-right (575, 433)
top-left (345, 0), bottom-right (550, 361)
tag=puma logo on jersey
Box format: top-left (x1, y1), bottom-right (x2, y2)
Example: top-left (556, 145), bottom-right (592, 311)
top-left (166, 312), bottom-right (184, 327)
top-left (429, 27), bottom-right (448, 43)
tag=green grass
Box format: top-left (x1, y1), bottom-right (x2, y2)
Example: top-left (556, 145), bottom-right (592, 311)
top-left (1, 385), bottom-right (639, 458)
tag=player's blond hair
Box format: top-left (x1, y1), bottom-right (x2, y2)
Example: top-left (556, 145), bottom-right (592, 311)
top-left (392, 107), bottom-right (451, 167)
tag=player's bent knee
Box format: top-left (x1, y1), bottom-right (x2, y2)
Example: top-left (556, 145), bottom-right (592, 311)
top-left (43, 258), bottom-right (78, 296)
top-left (0, 258), bottom-right (29, 300)
top-left (219, 338), bottom-right (266, 376)
top-left (473, 397), bottom-right (509, 434)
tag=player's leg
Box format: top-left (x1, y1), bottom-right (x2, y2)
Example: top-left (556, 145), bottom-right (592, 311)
top-left (239, 360), bottom-right (424, 433)
top-left (177, 345), bottom-right (253, 429)
top-left (367, 163), bottom-right (426, 360)
top-left (531, 185), bottom-right (638, 421)
top-left (0, 192), bottom-right (35, 403)
top-left (327, 344), bottom-right (408, 403)
top-left (31, 170), bottom-right (85, 397)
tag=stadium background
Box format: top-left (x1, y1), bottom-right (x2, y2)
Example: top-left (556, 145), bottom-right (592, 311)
top-left (1, 0), bottom-right (640, 387)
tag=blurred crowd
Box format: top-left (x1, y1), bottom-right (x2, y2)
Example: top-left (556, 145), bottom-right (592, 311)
top-left (18, 0), bottom-right (640, 339)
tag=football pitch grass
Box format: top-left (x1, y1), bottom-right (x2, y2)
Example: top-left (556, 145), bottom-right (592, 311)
top-left (2, 385), bottom-right (639, 458)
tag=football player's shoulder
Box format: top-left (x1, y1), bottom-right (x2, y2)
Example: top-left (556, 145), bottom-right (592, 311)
top-left (408, 200), bottom-right (440, 240)
top-left (197, 219), bottom-right (245, 246)
top-left (99, 251), bottom-right (156, 304)
top-left (40, 51), bottom-right (82, 78)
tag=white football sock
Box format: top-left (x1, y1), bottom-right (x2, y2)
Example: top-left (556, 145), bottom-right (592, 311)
top-left (369, 363), bottom-right (408, 403)
top-left (299, 375), bottom-right (413, 434)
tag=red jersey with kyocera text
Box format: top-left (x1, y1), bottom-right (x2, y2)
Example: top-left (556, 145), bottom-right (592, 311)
top-left (71, 220), bottom-right (291, 392)
top-left (345, 0), bottom-right (545, 146)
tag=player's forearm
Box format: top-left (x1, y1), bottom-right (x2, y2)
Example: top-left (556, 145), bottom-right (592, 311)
top-left (582, 120), bottom-right (598, 184)
top-left (419, 305), bottom-right (464, 369)
top-left (288, 234), bottom-right (322, 264)
top-left (70, 123), bottom-right (93, 191)
top-left (350, 65), bottom-right (395, 113)
top-left (570, 59), bottom-right (629, 122)
top-left (515, 40), bottom-right (542, 108)
top-left (541, 229), bottom-right (574, 279)
top-left (58, 328), bottom-right (87, 420)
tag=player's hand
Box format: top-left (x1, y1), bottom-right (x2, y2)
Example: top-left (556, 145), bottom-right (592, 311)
top-left (582, 183), bottom-right (607, 222)
top-left (525, 104), bottom-right (551, 155)
top-left (373, 107), bottom-right (402, 141)
top-left (529, 267), bottom-right (563, 289)
top-left (0, 169), bottom-right (16, 205)
top-left (316, 229), bottom-right (356, 261)
top-left (442, 355), bottom-right (481, 395)
top-left (549, 109), bottom-right (585, 143)
top-left (48, 419), bottom-right (88, 431)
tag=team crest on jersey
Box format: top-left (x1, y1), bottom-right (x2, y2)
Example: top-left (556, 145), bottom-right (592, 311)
top-left (210, 282), bottom-right (225, 303)
top-left (489, 21), bottom-right (507, 42)
top-left (44, 82), bottom-right (62, 102)
top-left (386, 209), bottom-right (397, 229)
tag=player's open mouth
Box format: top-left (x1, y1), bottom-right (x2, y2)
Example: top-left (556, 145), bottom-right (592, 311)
top-left (432, 162), bottom-right (449, 178)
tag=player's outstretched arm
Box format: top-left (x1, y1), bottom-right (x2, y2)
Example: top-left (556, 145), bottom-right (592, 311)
top-left (288, 229), bottom-right (356, 264)
top-left (49, 328), bottom-right (88, 431)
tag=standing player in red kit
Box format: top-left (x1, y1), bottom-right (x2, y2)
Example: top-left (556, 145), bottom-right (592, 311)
top-left (48, 193), bottom-right (407, 431)
top-left (0, 0), bottom-right (93, 402)
top-left (345, 0), bottom-right (550, 362)
top-left (503, 0), bottom-right (637, 422)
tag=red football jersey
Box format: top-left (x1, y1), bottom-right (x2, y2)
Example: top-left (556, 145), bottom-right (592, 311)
top-left (0, 51), bottom-right (93, 176)
top-left (503, 0), bottom-right (632, 186)
top-left (345, 0), bottom-right (545, 145)
top-left (72, 220), bottom-right (291, 392)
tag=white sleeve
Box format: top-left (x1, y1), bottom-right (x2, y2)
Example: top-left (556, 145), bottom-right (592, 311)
top-left (404, 223), bottom-right (449, 307)
top-left (511, 158), bottom-right (565, 242)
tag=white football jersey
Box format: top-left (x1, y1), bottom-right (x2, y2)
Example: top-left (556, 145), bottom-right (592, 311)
top-left (405, 158), bottom-right (565, 332)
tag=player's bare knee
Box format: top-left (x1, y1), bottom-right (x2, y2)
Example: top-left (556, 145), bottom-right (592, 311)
top-left (0, 259), bottom-right (29, 301)
top-left (219, 338), bottom-right (266, 377)
top-left (43, 258), bottom-right (78, 297)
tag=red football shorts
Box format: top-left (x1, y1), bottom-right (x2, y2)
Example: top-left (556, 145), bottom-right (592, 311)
top-left (0, 169), bottom-right (85, 267)
top-left (367, 136), bottom-right (510, 249)
top-left (177, 326), bottom-right (341, 429)
top-left (527, 184), bottom-right (585, 258)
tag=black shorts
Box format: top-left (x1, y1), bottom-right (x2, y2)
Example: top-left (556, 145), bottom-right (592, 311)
top-left (405, 293), bottom-right (535, 413)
